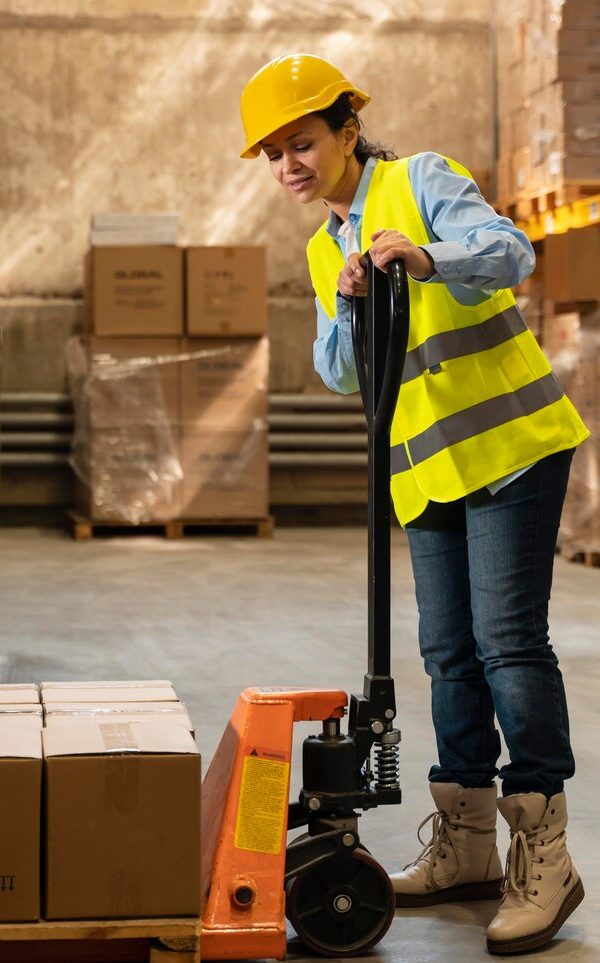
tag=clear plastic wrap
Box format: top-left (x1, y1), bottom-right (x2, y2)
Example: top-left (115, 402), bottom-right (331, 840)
top-left (67, 337), bottom-right (269, 525)
top-left (67, 337), bottom-right (183, 524)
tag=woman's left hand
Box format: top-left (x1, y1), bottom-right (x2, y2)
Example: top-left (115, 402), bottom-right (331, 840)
top-left (369, 229), bottom-right (435, 280)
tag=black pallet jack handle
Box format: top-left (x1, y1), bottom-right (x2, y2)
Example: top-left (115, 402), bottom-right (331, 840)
top-left (351, 255), bottom-right (409, 706)
top-left (292, 256), bottom-right (409, 829)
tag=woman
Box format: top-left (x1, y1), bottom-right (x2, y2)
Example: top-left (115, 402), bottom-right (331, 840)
top-left (239, 54), bottom-right (588, 956)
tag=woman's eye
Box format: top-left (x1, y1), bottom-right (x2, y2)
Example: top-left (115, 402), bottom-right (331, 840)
top-left (295, 144), bottom-right (310, 152)
top-left (268, 154), bottom-right (281, 163)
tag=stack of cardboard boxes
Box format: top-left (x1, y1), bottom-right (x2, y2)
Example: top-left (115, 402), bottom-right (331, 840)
top-left (542, 301), bottom-right (600, 555)
top-left (496, 0), bottom-right (600, 201)
top-left (76, 230), bottom-right (269, 524)
top-left (0, 681), bottom-right (200, 923)
top-left (519, 224), bottom-right (600, 555)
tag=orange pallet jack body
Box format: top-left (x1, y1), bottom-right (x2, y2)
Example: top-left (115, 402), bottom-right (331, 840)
top-left (201, 257), bottom-right (410, 959)
top-left (201, 688), bottom-right (347, 960)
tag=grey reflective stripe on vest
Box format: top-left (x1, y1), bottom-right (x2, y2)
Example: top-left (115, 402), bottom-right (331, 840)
top-left (401, 305), bottom-right (527, 384)
top-left (391, 443), bottom-right (411, 474)
top-left (390, 372), bottom-right (564, 475)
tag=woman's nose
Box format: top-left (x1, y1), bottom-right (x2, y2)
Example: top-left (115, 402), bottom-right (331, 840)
top-left (282, 152), bottom-right (302, 175)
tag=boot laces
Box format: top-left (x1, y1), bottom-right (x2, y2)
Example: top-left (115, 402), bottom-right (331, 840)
top-left (404, 810), bottom-right (459, 889)
top-left (502, 826), bottom-right (546, 898)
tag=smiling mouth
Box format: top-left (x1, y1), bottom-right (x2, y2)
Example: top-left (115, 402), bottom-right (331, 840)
top-left (287, 176), bottom-right (314, 191)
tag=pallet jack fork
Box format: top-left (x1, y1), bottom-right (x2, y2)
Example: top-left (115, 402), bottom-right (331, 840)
top-left (201, 257), bottom-right (410, 959)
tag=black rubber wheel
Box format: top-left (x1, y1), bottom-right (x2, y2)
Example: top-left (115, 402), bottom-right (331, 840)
top-left (286, 848), bottom-right (395, 957)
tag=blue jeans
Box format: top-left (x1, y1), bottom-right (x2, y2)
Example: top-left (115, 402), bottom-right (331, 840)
top-left (405, 449), bottom-right (575, 798)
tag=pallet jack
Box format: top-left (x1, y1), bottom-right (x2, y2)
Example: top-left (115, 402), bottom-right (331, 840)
top-left (201, 255), bottom-right (410, 959)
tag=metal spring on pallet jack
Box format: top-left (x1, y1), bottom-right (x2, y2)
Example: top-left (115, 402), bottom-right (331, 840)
top-left (374, 739), bottom-right (400, 789)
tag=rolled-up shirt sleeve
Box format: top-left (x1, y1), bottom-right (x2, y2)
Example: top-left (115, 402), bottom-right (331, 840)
top-left (313, 294), bottom-right (359, 394)
top-left (409, 152), bottom-right (535, 290)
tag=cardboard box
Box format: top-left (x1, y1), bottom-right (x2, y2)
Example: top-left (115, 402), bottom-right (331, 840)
top-left (0, 684), bottom-right (39, 705)
top-left (498, 62), bottom-right (525, 119)
top-left (0, 729), bottom-right (42, 921)
top-left (544, 225), bottom-right (600, 299)
top-left (43, 702), bottom-right (194, 734)
top-left (75, 423), bottom-right (182, 523)
top-left (85, 246), bottom-right (184, 336)
top-left (179, 337), bottom-right (268, 430)
top-left (561, 77), bottom-right (600, 102)
top-left (84, 338), bottom-right (182, 428)
top-left (186, 246), bottom-right (267, 337)
top-left (558, 51), bottom-right (600, 79)
top-left (559, 1), bottom-right (600, 30)
top-left (542, 311), bottom-right (581, 366)
top-left (41, 681), bottom-right (178, 704)
top-left (558, 28), bottom-right (600, 55)
top-left (561, 153), bottom-right (600, 179)
top-left (562, 104), bottom-right (600, 156)
top-left (44, 721), bottom-right (201, 920)
top-left (73, 340), bottom-right (184, 523)
top-left (179, 429), bottom-right (269, 519)
top-left (496, 154), bottom-right (514, 201)
top-left (0, 706), bottom-right (43, 731)
top-left (512, 148), bottom-right (532, 195)
top-left (177, 337), bottom-right (269, 517)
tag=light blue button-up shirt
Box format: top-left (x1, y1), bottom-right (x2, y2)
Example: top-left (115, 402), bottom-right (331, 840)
top-left (312, 152), bottom-right (537, 496)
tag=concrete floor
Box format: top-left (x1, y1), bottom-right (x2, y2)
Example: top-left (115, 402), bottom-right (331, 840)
top-left (0, 525), bottom-right (597, 962)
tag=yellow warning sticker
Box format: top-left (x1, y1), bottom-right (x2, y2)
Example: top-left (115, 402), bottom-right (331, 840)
top-left (234, 753), bottom-right (290, 855)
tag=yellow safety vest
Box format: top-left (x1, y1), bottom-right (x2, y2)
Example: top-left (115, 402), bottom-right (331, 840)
top-left (306, 156), bottom-right (589, 525)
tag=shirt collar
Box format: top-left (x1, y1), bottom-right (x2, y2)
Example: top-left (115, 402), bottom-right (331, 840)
top-left (325, 156), bottom-right (379, 238)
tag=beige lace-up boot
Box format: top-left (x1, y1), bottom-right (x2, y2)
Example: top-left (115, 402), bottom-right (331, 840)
top-left (390, 782), bottom-right (503, 907)
top-left (487, 791), bottom-right (584, 955)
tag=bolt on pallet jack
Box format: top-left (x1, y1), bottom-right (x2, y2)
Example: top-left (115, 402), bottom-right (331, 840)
top-left (201, 255), bottom-right (410, 959)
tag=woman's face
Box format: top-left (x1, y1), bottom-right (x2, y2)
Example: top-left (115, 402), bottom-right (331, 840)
top-left (261, 115), bottom-right (357, 205)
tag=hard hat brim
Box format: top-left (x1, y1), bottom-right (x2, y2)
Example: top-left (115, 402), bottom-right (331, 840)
top-left (240, 86), bottom-right (370, 159)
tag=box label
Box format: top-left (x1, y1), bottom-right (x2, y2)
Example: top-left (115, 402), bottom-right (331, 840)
top-left (234, 750), bottom-right (290, 855)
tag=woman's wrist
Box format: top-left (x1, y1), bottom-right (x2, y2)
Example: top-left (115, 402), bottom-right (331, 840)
top-left (410, 248), bottom-right (435, 280)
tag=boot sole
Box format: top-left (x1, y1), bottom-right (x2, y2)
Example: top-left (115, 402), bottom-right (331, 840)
top-left (486, 877), bottom-right (585, 955)
top-left (395, 877), bottom-right (503, 908)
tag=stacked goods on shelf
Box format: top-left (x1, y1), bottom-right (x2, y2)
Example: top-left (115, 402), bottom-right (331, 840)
top-left (0, 680), bottom-right (201, 923)
top-left (543, 300), bottom-right (600, 556)
top-left (515, 251), bottom-right (545, 340)
top-left (74, 226), bottom-right (269, 524)
top-left (496, 0), bottom-right (600, 204)
top-left (515, 223), bottom-right (600, 556)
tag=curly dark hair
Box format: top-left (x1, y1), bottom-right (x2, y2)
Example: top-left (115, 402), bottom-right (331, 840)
top-left (314, 93), bottom-right (398, 163)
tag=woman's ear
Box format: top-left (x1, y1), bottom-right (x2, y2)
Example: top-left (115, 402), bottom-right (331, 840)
top-left (343, 120), bottom-right (360, 156)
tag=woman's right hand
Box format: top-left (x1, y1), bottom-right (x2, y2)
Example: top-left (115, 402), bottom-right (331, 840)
top-left (337, 253), bottom-right (369, 298)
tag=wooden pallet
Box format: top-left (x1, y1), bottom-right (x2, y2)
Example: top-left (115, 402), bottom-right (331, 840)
top-left (0, 917), bottom-right (200, 962)
top-left (67, 511), bottom-right (274, 541)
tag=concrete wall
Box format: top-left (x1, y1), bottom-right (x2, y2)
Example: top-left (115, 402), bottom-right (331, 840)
top-left (1, 0), bottom-right (493, 395)
top-left (0, 1), bottom-right (493, 509)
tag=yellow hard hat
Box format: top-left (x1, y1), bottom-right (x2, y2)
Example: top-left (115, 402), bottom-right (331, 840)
top-left (240, 54), bottom-right (370, 159)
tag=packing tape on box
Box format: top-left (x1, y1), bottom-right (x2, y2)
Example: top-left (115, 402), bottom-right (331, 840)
top-left (109, 871), bottom-right (143, 915)
top-left (99, 724), bottom-right (141, 818)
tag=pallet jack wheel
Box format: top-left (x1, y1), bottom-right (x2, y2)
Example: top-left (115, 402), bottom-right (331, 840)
top-left (285, 848), bottom-right (395, 957)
